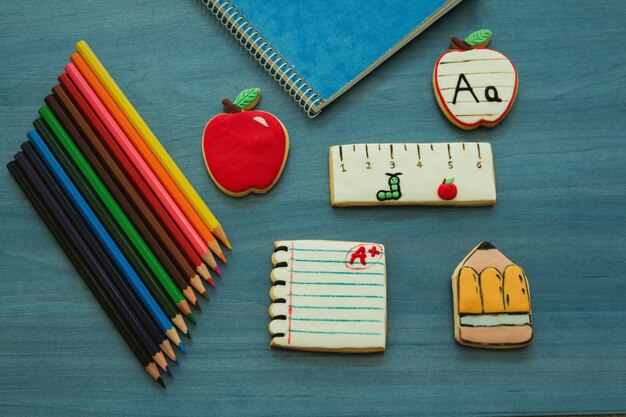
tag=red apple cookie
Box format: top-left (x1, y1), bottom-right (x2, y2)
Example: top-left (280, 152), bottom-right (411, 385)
top-left (202, 88), bottom-right (289, 197)
top-left (433, 29), bottom-right (518, 130)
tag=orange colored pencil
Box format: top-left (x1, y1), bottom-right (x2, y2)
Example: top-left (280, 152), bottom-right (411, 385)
top-left (69, 53), bottom-right (226, 265)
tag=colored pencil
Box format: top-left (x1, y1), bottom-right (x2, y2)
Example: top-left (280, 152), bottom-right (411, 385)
top-left (44, 95), bottom-right (201, 310)
top-left (33, 117), bottom-right (190, 339)
top-left (70, 53), bottom-right (226, 263)
top-left (76, 40), bottom-right (231, 250)
top-left (58, 73), bottom-right (215, 287)
top-left (13, 152), bottom-right (172, 378)
top-left (28, 120), bottom-right (182, 361)
top-left (26, 128), bottom-right (183, 348)
top-left (7, 160), bottom-right (165, 388)
top-left (52, 84), bottom-right (208, 299)
top-left (65, 63), bottom-right (221, 274)
top-left (38, 103), bottom-right (194, 318)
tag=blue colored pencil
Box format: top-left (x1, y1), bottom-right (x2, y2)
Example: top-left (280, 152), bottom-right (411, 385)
top-left (14, 150), bottom-right (171, 376)
top-left (27, 128), bottom-right (183, 348)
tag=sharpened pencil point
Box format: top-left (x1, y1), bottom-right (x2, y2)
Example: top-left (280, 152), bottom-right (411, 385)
top-left (165, 366), bottom-right (174, 379)
top-left (207, 277), bottom-right (216, 288)
top-left (201, 291), bottom-right (209, 300)
top-left (178, 342), bottom-right (187, 353)
top-left (174, 358), bottom-right (180, 366)
top-left (157, 377), bottom-right (166, 388)
top-left (194, 301), bottom-right (202, 311)
top-left (186, 330), bottom-right (192, 340)
top-left (187, 313), bottom-right (197, 324)
top-left (214, 265), bottom-right (222, 276)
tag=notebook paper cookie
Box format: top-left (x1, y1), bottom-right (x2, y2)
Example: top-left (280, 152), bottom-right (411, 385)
top-left (329, 143), bottom-right (495, 206)
top-left (269, 240), bottom-right (387, 353)
top-left (452, 242), bottom-right (533, 349)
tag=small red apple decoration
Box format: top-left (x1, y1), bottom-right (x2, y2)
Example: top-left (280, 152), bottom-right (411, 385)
top-left (433, 29), bottom-right (518, 130)
top-left (202, 88), bottom-right (289, 197)
top-left (437, 177), bottom-right (457, 200)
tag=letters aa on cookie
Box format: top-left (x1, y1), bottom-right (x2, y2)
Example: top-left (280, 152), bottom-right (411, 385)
top-left (269, 240), bottom-right (387, 352)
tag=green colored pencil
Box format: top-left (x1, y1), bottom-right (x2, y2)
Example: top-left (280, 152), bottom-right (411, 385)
top-left (39, 104), bottom-right (190, 316)
top-left (33, 118), bottom-right (191, 335)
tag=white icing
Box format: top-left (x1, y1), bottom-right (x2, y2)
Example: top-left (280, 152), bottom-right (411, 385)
top-left (329, 143), bottom-right (496, 206)
top-left (253, 116), bottom-right (269, 127)
top-left (434, 48), bottom-right (517, 126)
top-left (460, 314), bottom-right (531, 327)
top-left (269, 240), bottom-right (387, 351)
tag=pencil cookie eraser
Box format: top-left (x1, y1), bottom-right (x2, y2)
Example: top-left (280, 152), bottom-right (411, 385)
top-left (433, 29), bottom-right (518, 130)
top-left (452, 241), bottom-right (533, 349)
top-left (269, 240), bottom-right (387, 353)
top-left (202, 88), bottom-right (289, 197)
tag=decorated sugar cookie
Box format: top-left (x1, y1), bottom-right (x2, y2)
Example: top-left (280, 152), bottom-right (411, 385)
top-left (329, 142), bottom-right (496, 206)
top-left (202, 88), bottom-right (289, 197)
top-left (269, 240), bottom-right (387, 353)
top-left (452, 242), bottom-right (533, 349)
top-left (433, 29), bottom-right (519, 130)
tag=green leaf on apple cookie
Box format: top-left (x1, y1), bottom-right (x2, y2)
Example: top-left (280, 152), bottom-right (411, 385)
top-left (444, 177), bottom-right (455, 184)
top-left (233, 88), bottom-right (261, 110)
top-left (465, 29), bottom-right (492, 47)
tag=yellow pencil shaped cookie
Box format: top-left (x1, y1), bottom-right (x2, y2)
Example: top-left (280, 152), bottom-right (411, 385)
top-left (452, 242), bottom-right (532, 349)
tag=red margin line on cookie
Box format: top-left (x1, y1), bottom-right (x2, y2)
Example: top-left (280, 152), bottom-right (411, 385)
top-left (288, 241), bottom-right (295, 344)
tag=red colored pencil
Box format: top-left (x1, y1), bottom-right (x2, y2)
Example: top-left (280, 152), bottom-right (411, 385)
top-left (59, 74), bottom-right (215, 287)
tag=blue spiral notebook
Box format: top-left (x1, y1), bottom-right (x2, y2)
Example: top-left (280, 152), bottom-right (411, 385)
top-left (203, 0), bottom-right (462, 117)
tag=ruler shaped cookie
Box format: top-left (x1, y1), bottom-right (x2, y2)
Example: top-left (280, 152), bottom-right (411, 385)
top-left (329, 142), bottom-right (496, 206)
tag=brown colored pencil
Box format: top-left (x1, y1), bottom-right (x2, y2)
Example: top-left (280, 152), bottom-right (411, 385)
top-left (59, 73), bottom-right (215, 287)
top-left (49, 87), bottom-right (208, 304)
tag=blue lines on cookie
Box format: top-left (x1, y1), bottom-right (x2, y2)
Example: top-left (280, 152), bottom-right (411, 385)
top-left (290, 329), bottom-right (383, 335)
top-left (291, 281), bottom-right (384, 286)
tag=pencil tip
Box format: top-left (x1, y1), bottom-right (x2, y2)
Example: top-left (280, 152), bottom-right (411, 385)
top-left (477, 241), bottom-right (496, 250)
top-left (178, 342), bottom-right (187, 353)
top-left (186, 330), bottom-right (192, 340)
top-left (214, 265), bottom-right (222, 276)
top-left (187, 313), bottom-right (197, 325)
top-left (208, 278), bottom-right (216, 288)
top-left (193, 301), bottom-right (202, 311)
top-left (165, 367), bottom-right (174, 379)
top-left (201, 291), bottom-right (209, 300)
top-left (174, 358), bottom-right (180, 366)
top-left (218, 253), bottom-right (227, 263)
top-left (157, 377), bottom-right (166, 388)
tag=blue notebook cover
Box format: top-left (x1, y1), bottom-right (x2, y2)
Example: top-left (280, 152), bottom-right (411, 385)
top-left (204, 0), bottom-right (462, 116)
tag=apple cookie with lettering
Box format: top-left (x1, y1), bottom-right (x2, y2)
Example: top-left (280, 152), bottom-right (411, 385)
top-left (452, 242), bottom-right (532, 349)
top-left (433, 29), bottom-right (519, 130)
top-left (202, 88), bottom-right (289, 197)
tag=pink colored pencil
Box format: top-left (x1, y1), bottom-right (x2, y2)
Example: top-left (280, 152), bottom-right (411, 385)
top-left (65, 63), bottom-right (220, 274)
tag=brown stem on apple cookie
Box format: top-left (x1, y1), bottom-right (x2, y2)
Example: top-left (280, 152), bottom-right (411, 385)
top-left (450, 37), bottom-right (474, 50)
top-left (222, 98), bottom-right (243, 114)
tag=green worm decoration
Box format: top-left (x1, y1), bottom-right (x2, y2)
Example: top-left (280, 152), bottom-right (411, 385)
top-left (376, 173), bottom-right (403, 201)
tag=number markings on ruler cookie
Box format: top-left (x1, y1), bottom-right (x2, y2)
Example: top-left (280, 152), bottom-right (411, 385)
top-left (329, 143), bottom-right (496, 206)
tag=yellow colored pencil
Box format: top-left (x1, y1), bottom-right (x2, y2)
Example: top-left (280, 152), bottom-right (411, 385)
top-left (75, 40), bottom-right (232, 250)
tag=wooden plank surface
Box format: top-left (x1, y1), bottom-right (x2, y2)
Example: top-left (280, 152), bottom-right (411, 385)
top-left (0, 1), bottom-right (625, 415)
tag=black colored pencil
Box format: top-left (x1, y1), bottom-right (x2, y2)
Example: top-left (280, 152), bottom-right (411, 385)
top-left (16, 148), bottom-right (171, 376)
top-left (34, 115), bottom-right (191, 338)
top-left (7, 160), bottom-right (165, 388)
top-left (33, 119), bottom-right (180, 363)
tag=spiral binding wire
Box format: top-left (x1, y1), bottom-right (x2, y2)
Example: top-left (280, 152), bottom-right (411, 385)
top-left (202, 0), bottom-right (324, 118)
top-left (269, 245), bottom-right (289, 338)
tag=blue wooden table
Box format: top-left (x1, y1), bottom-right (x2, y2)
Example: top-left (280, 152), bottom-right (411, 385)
top-left (1, 1), bottom-right (625, 415)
